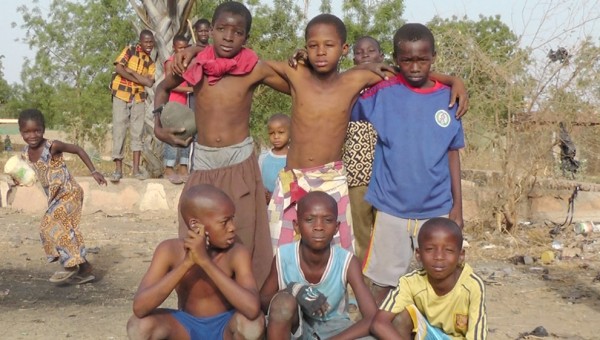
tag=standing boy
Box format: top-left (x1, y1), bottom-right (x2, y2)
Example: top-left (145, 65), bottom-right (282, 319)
top-left (258, 113), bottom-right (291, 204)
top-left (352, 23), bottom-right (465, 304)
top-left (153, 1), bottom-right (290, 285)
top-left (127, 184), bottom-right (264, 340)
top-left (370, 218), bottom-right (487, 339)
top-left (193, 18), bottom-right (211, 49)
top-left (260, 191), bottom-right (377, 339)
top-left (343, 36), bottom-right (383, 261)
top-left (110, 29), bottom-right (156, 182)
top-left (163, 35), bottom-right (193, 185)
top-left (266, 15), bottom-right (468, 252)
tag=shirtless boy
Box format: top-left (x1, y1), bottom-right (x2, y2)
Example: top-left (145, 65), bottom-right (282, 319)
top-left (266, 14), bottom-right (468, 252)
top-left (153, 1), bottom-right (290, 284)
top-left (127, 184), bottom-right (264, 340)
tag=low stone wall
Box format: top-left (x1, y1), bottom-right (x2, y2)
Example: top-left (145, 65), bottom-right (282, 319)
top-left (1, 176), bottom-right (599, 225)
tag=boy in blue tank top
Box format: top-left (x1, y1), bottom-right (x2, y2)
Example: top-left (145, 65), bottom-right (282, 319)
top-left (352, 23), bottom-right (466, 305)
top-left (260, 191), bottom-right (377, 339)
top-left (258, 113), bottom-right (291, 203)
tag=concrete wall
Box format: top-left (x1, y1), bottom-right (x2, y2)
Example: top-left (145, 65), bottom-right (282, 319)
top-left (1, 176), bottom-right (599, 225)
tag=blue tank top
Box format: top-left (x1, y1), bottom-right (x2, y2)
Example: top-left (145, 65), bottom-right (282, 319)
top-left (276, 242), bottom-right (352, 322)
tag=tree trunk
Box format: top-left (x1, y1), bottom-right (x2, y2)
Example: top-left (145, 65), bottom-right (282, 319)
top-left (128, 0), bottom-right (194, 177)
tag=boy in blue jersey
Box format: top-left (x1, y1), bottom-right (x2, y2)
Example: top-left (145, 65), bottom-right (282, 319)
top-left (352, 23), bottom-right (465, 304)
top-left (260, 191), bottom-right (377, 339)
top-left (371, 218), bottom-right (487, 339)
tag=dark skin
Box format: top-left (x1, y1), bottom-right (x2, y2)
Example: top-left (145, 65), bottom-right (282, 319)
top-left (19, 120), bottom-right (107, 186)
top-left (270, 23), bottom-right (468, 169)
top-left (128, 188), bottom-right (262, 340)
top-left (154, 12), bottom-right (290, 148)
top-left (370, 224), bottom-right (465, 339)
top-left (260, 193), bottom-right (377, 339)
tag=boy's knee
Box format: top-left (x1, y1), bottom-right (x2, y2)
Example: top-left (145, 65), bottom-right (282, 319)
top-left (268, 292), bottom-right (298, 322)
top-left (392, 310), bottom-right (414, 336)
top-left (126, 315), bottom-right (154, 340)
top-left (231, 312), bottom-right (265, 340)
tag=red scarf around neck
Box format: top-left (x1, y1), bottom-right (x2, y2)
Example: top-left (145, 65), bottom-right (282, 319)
top-left (182, 45), bottom-right (259, 86)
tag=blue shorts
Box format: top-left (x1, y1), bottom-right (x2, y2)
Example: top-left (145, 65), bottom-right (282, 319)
top-left (168, 309), bottom-right (235, 340)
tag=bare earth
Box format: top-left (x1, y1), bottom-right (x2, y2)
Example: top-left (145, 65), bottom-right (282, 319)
top-left (1, 208), bottom-right (599, 340)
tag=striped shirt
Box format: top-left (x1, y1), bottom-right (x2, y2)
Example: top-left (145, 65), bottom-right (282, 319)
top-left (381, 263), bottom-right (487, 339)
top-left (111, 45), bottom-right (155, 103)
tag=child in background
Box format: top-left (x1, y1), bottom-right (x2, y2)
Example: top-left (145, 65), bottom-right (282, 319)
top-left (343, 36), bottom-right (383, 262)
top-left (371, 218), bottom-right (487, 339)
top-left (258, 113), bottom-right (291, 203)
top-left (18, 109), bottom-right (107, 284)
top-left (163, 35), bottom-right (193, 185)
top-left (260, 191), bottom-right (377, 339)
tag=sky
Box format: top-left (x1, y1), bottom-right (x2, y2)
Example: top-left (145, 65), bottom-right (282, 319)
top-left (1, 0), bottom-right (599, 84)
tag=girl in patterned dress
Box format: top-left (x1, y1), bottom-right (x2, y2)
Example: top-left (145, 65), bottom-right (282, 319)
top-left (18, 109), bottom-right (107, 284)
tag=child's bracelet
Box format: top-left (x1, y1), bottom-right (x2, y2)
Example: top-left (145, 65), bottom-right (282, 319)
top-left (90, 170), bottom-right (99, 175)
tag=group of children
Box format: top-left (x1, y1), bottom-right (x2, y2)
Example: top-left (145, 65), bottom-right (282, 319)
top-left (12, 1), bottom-right (487, 338)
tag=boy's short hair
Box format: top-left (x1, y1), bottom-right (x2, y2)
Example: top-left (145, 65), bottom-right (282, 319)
top-left (213, 1), bottom-right (252, 34)
top-left (305, 14), bottom-right (347, 43)
top-left (18, 109), bottom-right (45, 130)
top-left (193, 18), bottom-right (211, 30)
top-left (354, 36), bottom-right (381, 52)
top-left (297, 191), bottom-right (338, 217)
top-left (139, 29), bottom-right (154, 39)
top-left (418, 217), bottom-right (463, 249)
top-left (173, 34), bottom-right (189, 44)
top-left (393, 23), bottom-right (435, 56)
top-left (267, 113), bottom-right (291, 126)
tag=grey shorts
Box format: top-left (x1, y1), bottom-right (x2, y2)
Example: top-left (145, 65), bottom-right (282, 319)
top-left (111, 97), bottom-right (145, 159)
top-left (362, 211), bottom-right (445, 287)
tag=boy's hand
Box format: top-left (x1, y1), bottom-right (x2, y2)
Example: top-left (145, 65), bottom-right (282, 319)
top-left (285, 282), bottom-right (329, 317)
top-left (355, 62), bottom-right (395, 80)
top-left (449, 206), bottom-right (464, 229)
top-left (184, 226), bottom-right (210, 266)
top-left (173, 47), bottom-right (197, 75)
top-left (449, 78), bottom-right (469, 118)
top-left (288, 49), bottom-right (308, 68)
top-left (92, 172), bottom-right (107, 186)
top-left (154, 126), bottom-right (193, 147)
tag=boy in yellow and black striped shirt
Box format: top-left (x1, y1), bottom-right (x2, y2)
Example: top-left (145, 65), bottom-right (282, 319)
top-left (109, 30), bottom-right (156, 182)
top-left (371, 217), bottom-right (487, 340)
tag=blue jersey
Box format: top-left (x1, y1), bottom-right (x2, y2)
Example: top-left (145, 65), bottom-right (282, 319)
top-left (351, 75), bottom-right (464, 219)
top-left (258, 150), bottom-right (287, 193)
top-left (276, 242), bottom-right (352, 322)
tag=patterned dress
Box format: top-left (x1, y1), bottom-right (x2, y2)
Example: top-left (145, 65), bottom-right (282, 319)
top-left (23, 140), bottom-right (86, 268)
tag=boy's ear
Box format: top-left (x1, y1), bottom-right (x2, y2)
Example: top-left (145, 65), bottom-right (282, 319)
top-left (415, 248), bottom-right (421, 263)
top-left (459, 248), bottom-right (465, 265)
top-left (431, 50), bottom-right (437, 65)
top-left (341, 43), bottom-right (349, 56)
top-left (292, 219), bottom-right (300, 235)
top-left (335, 221), bottom-right (340, 234)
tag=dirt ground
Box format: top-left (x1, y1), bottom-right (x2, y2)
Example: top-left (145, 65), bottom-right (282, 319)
top-left (1, 207), bottom-right (599, 340)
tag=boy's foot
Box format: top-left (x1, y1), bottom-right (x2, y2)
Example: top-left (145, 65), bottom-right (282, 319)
top-left (49, 265), bottom-right (79, 283)
top-left (167, 174), bottom-right (184, 184)
top-left (109, 171), bottom-right (122, 183)
top-left (133, 172), bottom-right (147, 180)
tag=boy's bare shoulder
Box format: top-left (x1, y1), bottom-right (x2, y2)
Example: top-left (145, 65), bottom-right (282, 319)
top-left (154, 238), bottom-right (186, 259)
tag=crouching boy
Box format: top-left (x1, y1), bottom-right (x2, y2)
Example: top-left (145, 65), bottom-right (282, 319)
top-left (260, 191), bottom-right (377, 339)
top-left (127, 184), bottom-right (264, 339)
top-left (370, 218), bottom-right (487, 339)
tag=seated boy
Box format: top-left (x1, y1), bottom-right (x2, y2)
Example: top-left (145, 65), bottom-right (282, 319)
top-left (370, 217), bottom-right (487, 339)
top-left (127, 184), bottom-right (264, 340)
top-left (260, 191), bottom-right (377, 339)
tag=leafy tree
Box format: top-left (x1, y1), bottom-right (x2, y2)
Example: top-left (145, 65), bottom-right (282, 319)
top-left (0, 56), bottom-right (12, 114)
top-left (16, 0), bottom-right (135, 148)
